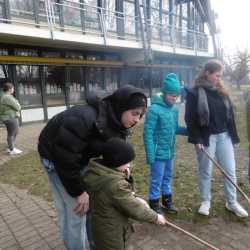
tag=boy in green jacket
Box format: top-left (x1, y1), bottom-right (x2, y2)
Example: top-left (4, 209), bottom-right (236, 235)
top-left (83, 138), bottom-right (167, 250)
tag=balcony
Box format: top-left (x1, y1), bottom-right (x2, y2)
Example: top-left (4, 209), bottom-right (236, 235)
top-left (0, 0), bottom-right (209, 54)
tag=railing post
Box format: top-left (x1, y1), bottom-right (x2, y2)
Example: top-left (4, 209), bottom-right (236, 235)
top-left (45, 0), bottom-right (54, 39)
top-left (33, 0), bottom-right (39, 25)
top-left (79, 0), bottom-right (85, 34)
top-left (4, 0), bottom-right (11, 22)
top-left (99, 8), bottom-right (107, 45)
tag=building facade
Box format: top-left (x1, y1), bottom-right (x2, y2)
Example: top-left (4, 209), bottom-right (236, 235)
top-left (0, 0), bottom-right (217, 123)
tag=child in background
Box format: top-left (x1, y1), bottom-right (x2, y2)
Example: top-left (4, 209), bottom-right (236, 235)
top-left (144, 73), bottom-right (187, 214)
top-left (83, 138), bottom-right (167, 250)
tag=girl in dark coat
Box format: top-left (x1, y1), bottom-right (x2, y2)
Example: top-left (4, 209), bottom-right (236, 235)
top-left (38, 85), bottom-right (147, 250)
top-left (185, 60), bottom-right (248, 218)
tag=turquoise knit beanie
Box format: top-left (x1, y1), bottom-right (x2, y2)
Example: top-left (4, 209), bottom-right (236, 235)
top-left (162, 73), bottom-right (181, 95)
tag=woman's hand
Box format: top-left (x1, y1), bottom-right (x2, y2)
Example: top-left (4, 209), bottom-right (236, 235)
top-left (195, 144), bottom-right (204, 151)
top-left (74, 192), bottom-right (89, 216)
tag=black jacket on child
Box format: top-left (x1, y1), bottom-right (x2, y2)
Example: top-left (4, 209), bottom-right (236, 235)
top-left (38, 85), bottom-right (147, 197)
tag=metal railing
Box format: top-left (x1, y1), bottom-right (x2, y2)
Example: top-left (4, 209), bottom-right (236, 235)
top-left (0, 0), bottom-right (209, 52)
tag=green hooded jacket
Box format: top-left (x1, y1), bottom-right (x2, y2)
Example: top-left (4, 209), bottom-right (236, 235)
top-left (0, 92), bottom-right (21, 121)
top-left (83, 159), bottom-right (158, 250)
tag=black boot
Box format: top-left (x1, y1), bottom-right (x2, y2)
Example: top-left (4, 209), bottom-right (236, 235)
top-left (149, 199), bottom-right (162, 214)
top-left (162, 194), bottom-right (178, 214)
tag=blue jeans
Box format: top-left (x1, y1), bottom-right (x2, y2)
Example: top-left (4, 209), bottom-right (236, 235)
top-left (41, 158), bottom-right (88, 250)
top-left (149, 159), bottom-right (173, 200)
top-left (196, 132), bottom-right (237, 204)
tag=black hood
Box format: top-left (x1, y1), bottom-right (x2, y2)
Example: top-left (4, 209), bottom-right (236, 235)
top-left (103, 85), bottom-right (147, 121)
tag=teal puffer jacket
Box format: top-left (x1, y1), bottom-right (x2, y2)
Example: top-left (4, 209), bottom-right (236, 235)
top-left (143, 93), bottom-right (186, 164)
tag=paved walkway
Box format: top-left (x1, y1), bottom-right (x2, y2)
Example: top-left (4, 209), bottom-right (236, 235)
top-left (1, 123), bottom-right (250, 250)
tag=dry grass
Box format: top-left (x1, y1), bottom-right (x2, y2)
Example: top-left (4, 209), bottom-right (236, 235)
top-left (0, 89), bottom-right (250, 223)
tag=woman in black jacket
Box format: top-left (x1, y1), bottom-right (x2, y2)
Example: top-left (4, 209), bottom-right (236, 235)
top-left (185, 60), bottom-right (248, 218)
top-left (38, 85), bottom-right (147, 250)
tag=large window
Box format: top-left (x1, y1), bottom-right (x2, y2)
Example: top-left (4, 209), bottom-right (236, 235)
top-left (102, 0), bottom-right (116, 32)
top-left (0, 0), bottom-right (4, 19)
top-left (162, 0), bottom-right (169, 11)
top-left (45, 66), bottom-right (66, 106)
top-left (104, 68), bottom-right (119, 94)
top-left (124, 0), bottom-right (135, 35)
top-left (9, 0), bottom-right (34, 20)
top-left (15, 48), bottom-right (38, 57)
top-left (68, 67), bottom-right (85, 104)
top-left (62, 0), bottom-right (82, 27)
top-left (151, 0), bottom-right (160, 40)
top-left (152, 69), bottom-right (163, 94)
top-left (86, 67), bottom-right (105, 96)
top-left (0, 65), bottom-right (8, 86)
top-left (84, 0), bottom-right (99, 31)
top-left (16, 65), bottom-right (42, 107)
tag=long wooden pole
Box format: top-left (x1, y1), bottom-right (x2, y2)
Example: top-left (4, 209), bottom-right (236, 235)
top-left (202, 148), bottom-right (250, 205)
top-left (166, 220), bottom-right (221, 250)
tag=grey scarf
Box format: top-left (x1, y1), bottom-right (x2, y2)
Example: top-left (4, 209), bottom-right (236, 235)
top-left (197, 82), bottom-right (231, 126)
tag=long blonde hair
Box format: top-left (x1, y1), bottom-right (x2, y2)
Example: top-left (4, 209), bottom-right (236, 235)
top-left (195, 59), bottom-right (229, 98)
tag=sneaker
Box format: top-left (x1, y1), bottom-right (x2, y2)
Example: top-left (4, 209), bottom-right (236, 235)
top-left (198, 201), bottom-right (210, 216)
top-left (9, 148), bottom-right (22, 155)
top-left (225, 202), bottom-right (248, 218)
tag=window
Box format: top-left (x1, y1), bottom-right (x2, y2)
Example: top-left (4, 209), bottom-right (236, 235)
top-left (16, 65), bottom-right (42, 107)
top-left (0, 48), bottom-right (8, 55)
top-left (86, 67), bottom-right (105, 96)
top-left (124, 0), bottom-right (135, 35)
top-left (9, 0), bottom-right (34, 20)
top-left (162, 0), bottom-right (169, 11)
top-left (68, 67), bottom-right (85, 104)
top-left (0, 65), bottom-right (8, 79)
top-left (104, 68), bottom-right (119, 94)
top-left (62, 0), bottom-right (82, 27)
top-left (45, 66), bottom-right (66, 106)
top-left (102, 0), bottom-right (116, 32)
top-left (152, 69), bottom-right (162, 94)
top-left (15, 49), bottom-right (38, 57)
top-left (0, 1), bottom-right (4, 19)
top-left (84, 0), bottom-right (99, 30)
top-left (41, 51), bottom-right (61, 58)
top-left (151, 0), bottom-right (160, 40)
top-left (66, 52), bottom-right (84, 59)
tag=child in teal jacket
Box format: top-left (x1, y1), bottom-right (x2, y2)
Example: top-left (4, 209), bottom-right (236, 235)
top-left (143, 73), bottom-right (187, 213)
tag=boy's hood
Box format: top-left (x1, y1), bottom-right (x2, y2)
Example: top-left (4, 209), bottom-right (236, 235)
top-left (83, 159), bottom-right (125, 192)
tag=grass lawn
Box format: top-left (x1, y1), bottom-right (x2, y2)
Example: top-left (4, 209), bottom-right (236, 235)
top-left (0, 93), bottom-right (250, 223)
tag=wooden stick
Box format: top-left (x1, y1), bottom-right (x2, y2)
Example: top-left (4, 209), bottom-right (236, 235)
top-left (166, 220), bottom-right (221, 250)
top-left (202, 148), bottom-right (250, 205)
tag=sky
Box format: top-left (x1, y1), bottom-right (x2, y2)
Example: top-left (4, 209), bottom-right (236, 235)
top-left (210, 0), bottom-right (250, 56)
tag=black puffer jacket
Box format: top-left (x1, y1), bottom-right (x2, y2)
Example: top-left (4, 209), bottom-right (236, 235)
top-left (38, 85), bottom-right (147, 197)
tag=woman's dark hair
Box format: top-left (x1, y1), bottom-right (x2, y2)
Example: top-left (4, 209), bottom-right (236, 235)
top-left (194, 59), bottom-right (229, 97)
top-left (2, 82), bottom-right (14, 92)
top-left (195, 59), bottom-right (223, 85)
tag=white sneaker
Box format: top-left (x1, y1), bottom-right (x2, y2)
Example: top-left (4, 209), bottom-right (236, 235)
top-left (198, 201), bottom-right (210, 216)
top-left (225, 202), bottom-right (248, 218)
top-left (9, 148), bottom-right (22, 155)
